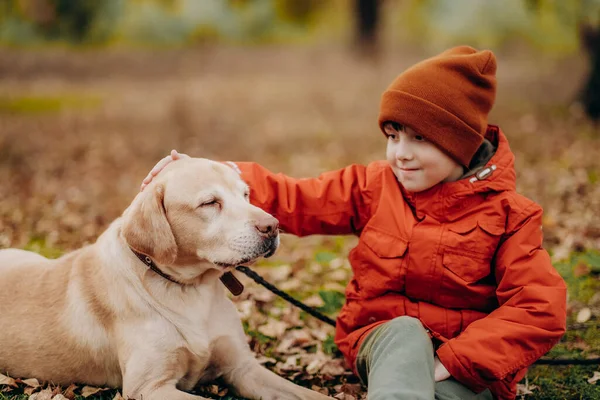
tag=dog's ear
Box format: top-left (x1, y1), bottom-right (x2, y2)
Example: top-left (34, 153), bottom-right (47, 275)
top-left (121, 184), bottom-right (177, 265)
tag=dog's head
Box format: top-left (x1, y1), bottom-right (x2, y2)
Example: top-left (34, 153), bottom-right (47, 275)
top-left (120, 158), bottom-right (279, 281)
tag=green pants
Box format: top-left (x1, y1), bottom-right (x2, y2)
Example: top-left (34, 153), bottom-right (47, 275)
top-left (356, 316), bottom-right (494, 400)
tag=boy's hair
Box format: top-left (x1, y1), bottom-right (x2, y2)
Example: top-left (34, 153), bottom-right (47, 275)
top-left (378, 46), bottom-right (497, 167)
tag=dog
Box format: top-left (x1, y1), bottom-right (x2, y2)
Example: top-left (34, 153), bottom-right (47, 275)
top-left (0, 158), bottom-right (332, 400)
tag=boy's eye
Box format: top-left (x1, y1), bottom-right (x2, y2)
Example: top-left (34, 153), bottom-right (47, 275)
top-left (414, 135), bottom-right (426, 141)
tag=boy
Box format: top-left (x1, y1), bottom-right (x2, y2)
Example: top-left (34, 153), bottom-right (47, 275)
top-left (141, 46), bottom-right (567, 399)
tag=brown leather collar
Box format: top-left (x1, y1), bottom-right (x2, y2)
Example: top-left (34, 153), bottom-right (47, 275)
top-left (131, 248), bottom-right (182, 284)
top-left (130, 248), bottom-right (244, 295)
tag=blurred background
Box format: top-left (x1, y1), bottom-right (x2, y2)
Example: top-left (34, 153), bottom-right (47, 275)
top-left (0, 1), bottom-right (599, 399)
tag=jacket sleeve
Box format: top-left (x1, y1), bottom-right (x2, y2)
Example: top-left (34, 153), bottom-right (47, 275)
top-left (436, 203), bottom-right (567, 393)
top-left (234, 162), bottom-right (377, 236)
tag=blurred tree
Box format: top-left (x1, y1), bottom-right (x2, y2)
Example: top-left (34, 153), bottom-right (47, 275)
top-left (17, 0), bottom-right (106, 41)
top-left (526, 0), bottom-right (600, 121)
top-left (274, 0), bottom-right (323, 26)
top-left (354, 0), bottom-right (381, 57)
top-left (579, 24), bottom-right (600, 122)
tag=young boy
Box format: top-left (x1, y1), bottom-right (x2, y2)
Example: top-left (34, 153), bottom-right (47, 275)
top-left (141, 46), bottom-right (567, 400)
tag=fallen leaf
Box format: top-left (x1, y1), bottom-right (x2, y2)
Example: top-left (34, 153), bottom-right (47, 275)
top-left (588, 371), bottom-right (600, 384)
top-left (24, 385), bottom-right (39, 395)
top-left (276, 329), bottom-right (314, 353)
top-left (265, 264), bottom-right (292, 281)
top-left (320, 359), bottom-right (348, 376)
top-left (306, 357), bottom-right (325, 374)
top-left (303, 294), bottom-right (325, 308)
top-left (334, 393), bottom-right (357, 400)
top-left (0, 373), bottom-right (17, 387)
top-left (81, 386), bottom-right (107, 397)
top-left (591, 292), bottom-right (600, 307)
top-left (53, 395), bottom-right (69, 400)
top-left (251, 288), bottom-right (276, 303)
top-left (329, 258), bottom-right (345, 269)
top-left (517, 382), bottom-right (538, 395)
top-left (30, 388), bottom-right (54, 400)
top-left (339, 383), bottom-right (363, 395)
top-left (63, 383), bottom-right (78, 399)
top-left (573, 262), bottom-right (591, 277)
top-left (23, 378), bottom-right (41, 388)
top-left (577, 307), bottom-right (592, 323)
top-left (257, 319), bottom-right (288, 338)
top-left (235, 299), bottom-right (254, 320)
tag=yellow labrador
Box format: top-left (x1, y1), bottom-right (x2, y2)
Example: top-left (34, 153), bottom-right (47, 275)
top-left (0, 158), bottom-right (331, 400)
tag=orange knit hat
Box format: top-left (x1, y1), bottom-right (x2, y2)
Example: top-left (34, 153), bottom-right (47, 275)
top-left (378, 46), bottom-right (497, 167)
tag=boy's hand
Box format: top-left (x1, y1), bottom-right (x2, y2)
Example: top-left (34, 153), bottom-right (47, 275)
top-left (434, 356), bottom-right (451, 382)
top-left (140, 149), bottom-right (189, 192)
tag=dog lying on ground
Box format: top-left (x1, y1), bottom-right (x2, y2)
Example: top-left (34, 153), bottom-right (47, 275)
top-left (0, 158), bottom-right (331, 400)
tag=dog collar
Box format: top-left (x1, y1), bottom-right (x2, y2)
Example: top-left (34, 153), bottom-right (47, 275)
top-left (129, 248), bottom-right (244, 295)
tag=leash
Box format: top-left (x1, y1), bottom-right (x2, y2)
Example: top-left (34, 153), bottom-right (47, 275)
top-left (129, 247), bottom-right (334, 324)
top-left (130, 248), bottom-right (600, 367)
top-left (234, 265), bottom-right (600, 367)
top-left (235, 265), bottom-right (337, 327)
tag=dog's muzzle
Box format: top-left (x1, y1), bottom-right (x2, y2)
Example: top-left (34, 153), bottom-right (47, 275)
top-left (261, 235), bottom-right (279, 258)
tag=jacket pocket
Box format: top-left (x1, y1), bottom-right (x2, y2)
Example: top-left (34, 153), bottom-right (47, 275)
top-left (362, 228), bottom-right (408, 258)
top-left (445, 219), bottom-right (504, 257)
top-left (351, 228), bottom-right (408, 298)
top-left (442, 251), bottom-right (491, 283)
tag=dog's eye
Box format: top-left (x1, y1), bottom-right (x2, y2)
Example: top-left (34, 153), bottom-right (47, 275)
top-left (200, 199), bottom-right (220, 208)
top-left (244, 191), bottom-right (250, 200)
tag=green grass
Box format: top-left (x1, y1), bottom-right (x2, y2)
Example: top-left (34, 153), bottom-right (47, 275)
top-left (0, 95), bottom-right (102, 115)
top-left (526, 365), bottom-right (600, 400)
top-left (22, 237), bottom-right (64, 259)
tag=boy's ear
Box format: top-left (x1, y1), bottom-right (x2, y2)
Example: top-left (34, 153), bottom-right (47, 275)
top-left (121, 184), bottom-right (177, 265)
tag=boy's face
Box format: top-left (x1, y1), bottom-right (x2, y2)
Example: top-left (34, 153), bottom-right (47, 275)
top-left (384, 123), bottom-right (464, 192)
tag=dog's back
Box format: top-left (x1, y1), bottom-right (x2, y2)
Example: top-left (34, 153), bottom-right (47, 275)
top-left (0, 247), bottom-right (121, 387)
top-left (0, 249), bottom-right (47, 268)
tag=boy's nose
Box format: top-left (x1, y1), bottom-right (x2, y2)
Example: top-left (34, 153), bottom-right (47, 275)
top-left (393, 139), bottom-right (414, 161)
top-left (396, 147), bottom-right (414, 161)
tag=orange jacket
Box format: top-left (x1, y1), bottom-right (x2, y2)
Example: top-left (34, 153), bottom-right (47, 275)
top-left (236, 126), bottom-right (567, 399)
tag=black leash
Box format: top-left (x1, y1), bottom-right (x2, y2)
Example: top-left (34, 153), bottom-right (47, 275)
top-left (130, 250), bottom-right (600, 367)
top-left (235, 265), bottom-right (337, 327)
top-left (234, 265), bottom-right (600, 367)
top-left (534, 358), bottom-right (600, 366)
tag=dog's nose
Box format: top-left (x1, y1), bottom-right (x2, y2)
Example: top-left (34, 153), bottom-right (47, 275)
top-left (255, 215), bottom-right (279, 237)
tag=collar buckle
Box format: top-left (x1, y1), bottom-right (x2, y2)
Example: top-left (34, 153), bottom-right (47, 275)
top-left (471, 164), bottom-right (497, 183)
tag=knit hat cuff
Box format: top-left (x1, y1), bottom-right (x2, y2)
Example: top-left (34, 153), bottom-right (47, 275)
top-left (379, 90), bottom-right (484, 167)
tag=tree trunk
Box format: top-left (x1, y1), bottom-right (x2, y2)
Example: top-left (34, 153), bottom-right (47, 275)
top-left (354, 0), bottom-right (381, 57)
top-left (580, 25), bottom-right (600, 122)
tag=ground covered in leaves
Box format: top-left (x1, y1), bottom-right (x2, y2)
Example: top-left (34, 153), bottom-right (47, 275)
top-left (0, 45), bottom-right (599, 399)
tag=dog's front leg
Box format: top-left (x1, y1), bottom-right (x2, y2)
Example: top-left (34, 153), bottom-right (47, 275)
top-left (212, 336), bottom-right (332, 400)
top-left (121, 348), bottom-right (210, 400)
top-left (225, 358), bottom-right (333, 400)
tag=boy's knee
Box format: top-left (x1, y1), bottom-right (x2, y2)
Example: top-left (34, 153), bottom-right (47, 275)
top-left (374, 316), bottom-right (432, 350)
top-left (387, 316), bottom-right (428, 335)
